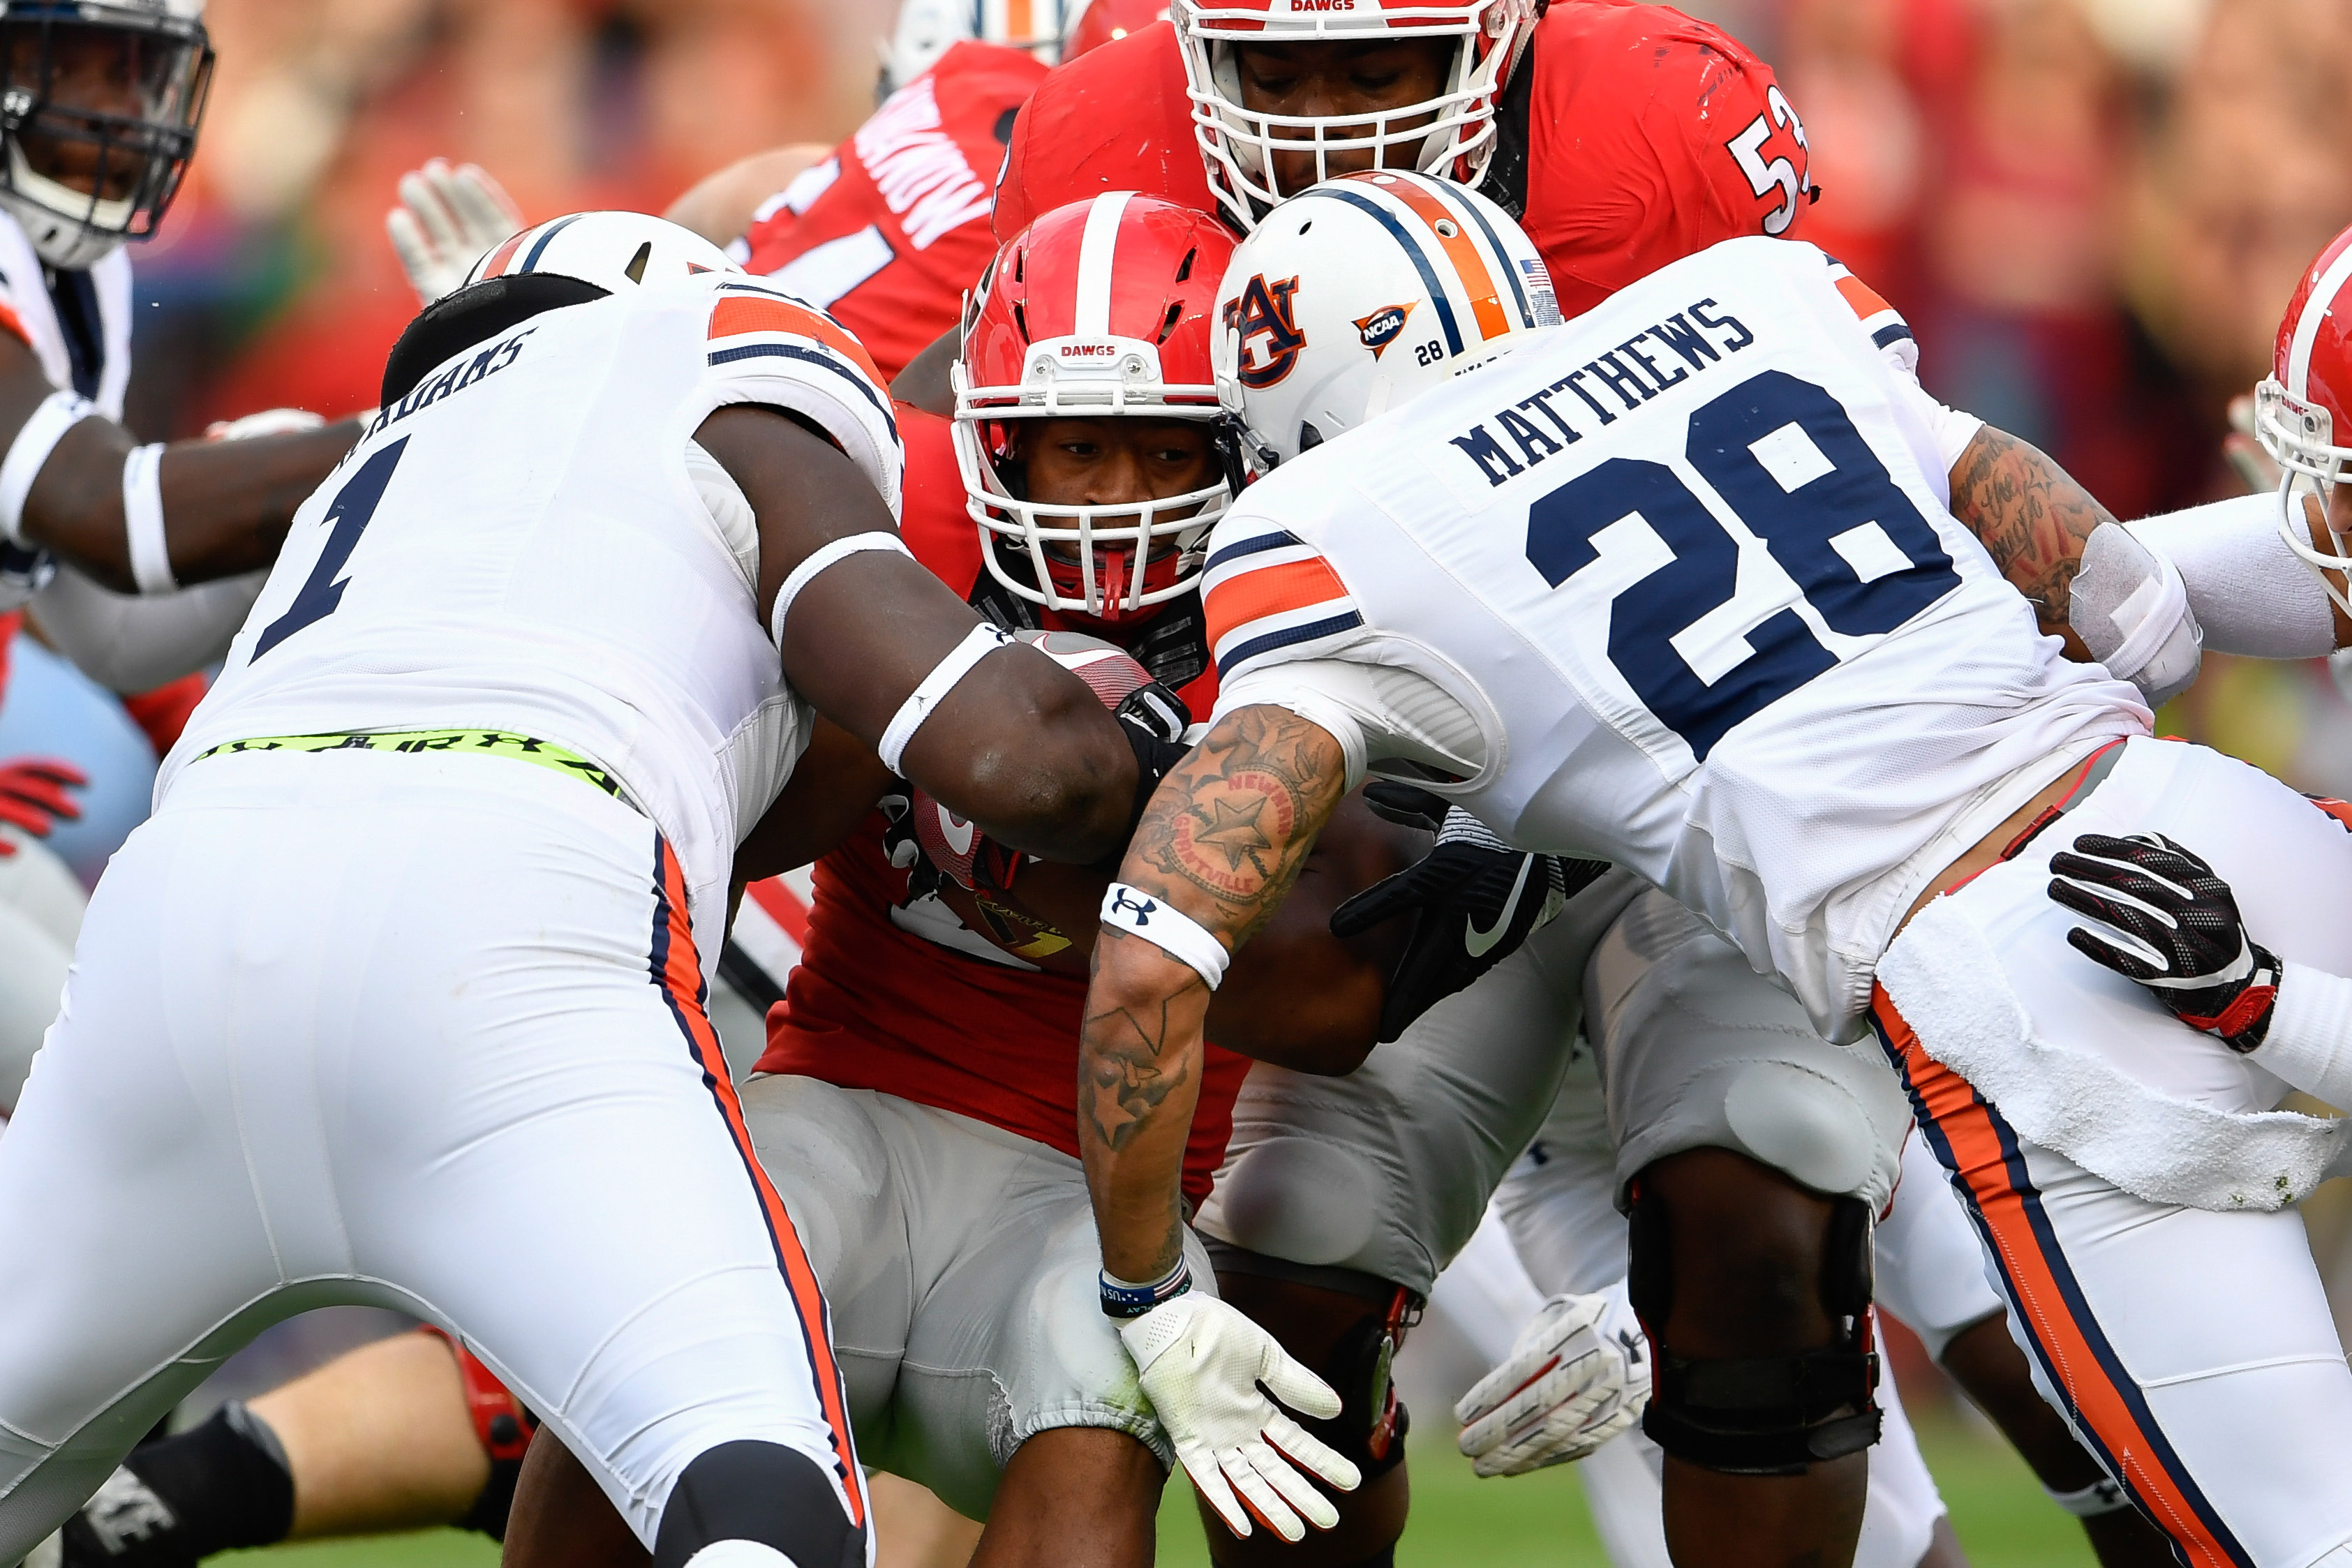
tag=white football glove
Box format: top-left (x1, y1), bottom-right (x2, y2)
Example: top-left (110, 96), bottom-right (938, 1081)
top-left (385, 158), bottom-right (523, 306)
top-left (1454, 1277), bottom-right (1649, 1477)
top-left (204, 407), bottom-right (327, 442)
top-left (1117, 1292), bottom-right (1362, 1541)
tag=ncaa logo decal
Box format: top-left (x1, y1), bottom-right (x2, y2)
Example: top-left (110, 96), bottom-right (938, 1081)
top-left (1225, 274), bottom-right (1307, 389)
top-left (1353, 301), bottom-right (1415, 360)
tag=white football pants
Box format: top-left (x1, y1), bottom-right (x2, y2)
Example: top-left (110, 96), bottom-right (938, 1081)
top-left (0, 827), bottom-right (80, 1115)
top-left (1879, 736), bottom-right (2352, 1567)
top-left (0, 748), bottom-right (865, 1558)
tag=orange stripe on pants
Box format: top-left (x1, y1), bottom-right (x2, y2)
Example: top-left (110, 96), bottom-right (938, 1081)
top-left (652, 842), bottom-right (866, 1529)
top-left (1871, 984), bottom-right (2249, 1567)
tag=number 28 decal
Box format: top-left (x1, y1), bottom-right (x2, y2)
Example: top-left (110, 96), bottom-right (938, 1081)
top-left (1525, 371), bottom-right (1960, 759)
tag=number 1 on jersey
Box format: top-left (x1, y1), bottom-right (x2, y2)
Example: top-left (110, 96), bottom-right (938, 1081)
top-left (254, 438), bottom-right (408, 659)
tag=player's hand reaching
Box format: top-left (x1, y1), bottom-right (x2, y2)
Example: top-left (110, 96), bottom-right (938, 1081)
top-left (387, 159), bottom-right (523, 307)
top-left (1331, 782), bottom-right (1607, 1041)
top-left (0, 758), bottom-right (84, 856)
top-left (1456, 1280), bottom-right (1648, 1477)
top-left (2048, 831), bottom-right (2281, 1050)
top-left (1117, 1292), bottom-right (1361, 1541)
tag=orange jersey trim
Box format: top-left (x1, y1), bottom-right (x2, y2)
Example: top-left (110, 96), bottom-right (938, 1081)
top-left (1873, 986), bottom-right (2251, 1567)
top-left (1203, 556), bottom-right (1349, 645)
top-left (1383, 177), bottom-right (1514, 342)
top-left (1835, 273), bottom-right (1894, 324)
top-left (652, 840), bottom-right (867, 1528)
top-left (708, 294), bottom-right (886, 388)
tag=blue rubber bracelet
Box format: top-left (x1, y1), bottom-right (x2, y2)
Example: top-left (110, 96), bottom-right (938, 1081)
top-left (1100, 1260), bottom-right (1192, 1319)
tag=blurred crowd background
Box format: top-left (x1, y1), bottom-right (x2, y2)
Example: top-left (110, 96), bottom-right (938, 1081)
top-left (15, 0), bottom-right (2352, 1549)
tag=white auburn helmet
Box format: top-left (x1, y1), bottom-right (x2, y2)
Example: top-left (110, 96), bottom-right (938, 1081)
top-left (463, 211), bottom-right (738, 294)
top-left (1214, 169), bottom-right (1554, 472)
top-left (882, 0), bottom-right (1075, 96)
top-left (1175, 0), bottom-right (1537, 232)
top-left (0, 0), bottom-right (213, 270)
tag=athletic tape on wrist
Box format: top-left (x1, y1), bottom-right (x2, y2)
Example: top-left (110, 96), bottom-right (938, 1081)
top-left (1101, 882), bottom-right (1228, 990)
top-left (1100, 1258), bottom-right (1192, 1318)
top-left (0, 389), bottom-right (94, 545)
top-left (876, 621), bottom-right (1015, 775)
top-left (2044, 1477), bottom-right (2131, 1518)
top-left (122, 443), bottom-right (174, 595)
top-left (766, 530), bottom-right (911, 646)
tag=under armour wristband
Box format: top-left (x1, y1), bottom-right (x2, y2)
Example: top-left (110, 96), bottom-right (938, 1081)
top-left (1100, 1259), bottom-right (1192, 1319)
top-left (123, 443), bottom-right (176, 595)
top-left (1100, 882), bottom-right (1228, 990)
top-left (0, 389), bottom-right (94, 545)
top-left (2044, 1477), bottom-right (2132, 1518)
top-left (876, 621), bottom-right (1015, 775)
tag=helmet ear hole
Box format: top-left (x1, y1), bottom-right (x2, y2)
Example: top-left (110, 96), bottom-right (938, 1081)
top-left (1298, 421), bottom-right (1324, 452)
top-left (623, 241), bottom-right (652, 285)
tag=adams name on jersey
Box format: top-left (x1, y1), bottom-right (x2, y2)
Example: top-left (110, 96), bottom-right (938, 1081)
top-left (161, 274), bottom-right (902, 935)
top-left (1205, 237), bottom-right (2148, 1041)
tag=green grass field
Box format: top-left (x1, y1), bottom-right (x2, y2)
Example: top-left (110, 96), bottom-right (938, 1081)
top-left (214, 1419), bottom-right (2095, 1567)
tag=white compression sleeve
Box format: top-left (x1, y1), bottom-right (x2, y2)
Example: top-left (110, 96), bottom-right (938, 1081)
top-left (27, 564), bottom-right (264, 692)
top-left (2255, 960), bottom-right (2352, 1111)
top-left (2124, 493), bottom-right (2336, 659)
top-left (121, 443), bottom-right (174, 595)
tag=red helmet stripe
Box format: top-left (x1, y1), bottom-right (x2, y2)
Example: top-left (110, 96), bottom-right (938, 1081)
top-left (477, 227), bottom-right (530, 281)
top-left (1378, 177), bottom-right (1511, 343)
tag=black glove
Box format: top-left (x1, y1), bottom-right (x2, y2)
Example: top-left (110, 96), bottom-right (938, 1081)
top-left (1094, 680), bottom-right (1196, 874)
top-left (2047, 832), bottom-right (2281, 1051)
top-left (1332, 791), bottom-right (1609, 1043)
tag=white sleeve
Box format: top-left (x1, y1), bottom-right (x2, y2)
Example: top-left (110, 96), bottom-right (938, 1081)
top-left (2123, 492), bottom-right (2337, 659)
top-left (27, 562), bottom-right (264, 692)
top-left (1214, 655), bottom-right (1486, 793)
top-left (2256, 960), bottom-right (2352, 1112)
top-left (697, 281), bottom-right (904, 521)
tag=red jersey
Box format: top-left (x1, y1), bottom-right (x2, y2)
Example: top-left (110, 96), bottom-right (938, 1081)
top-left (739, 43), bottom-right (1048, 381)
top-left (995, 5), bottom-right (1811, 318)
top-left (758, 407), bottom-right (1247, 1207)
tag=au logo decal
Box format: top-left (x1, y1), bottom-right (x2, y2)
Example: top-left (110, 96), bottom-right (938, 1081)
top-left (1353, 301), bottom-right (1415, 359)
top-left (1224, 274), bottom-right (1307, 389)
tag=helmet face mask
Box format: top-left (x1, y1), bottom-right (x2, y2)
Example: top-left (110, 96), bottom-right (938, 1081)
top-left (1173, 0), bottom-right (1533, 232)
top-left (955, 192), bottom-right (1241, 622)
top-left (0, 1), bottom-right (211, 270)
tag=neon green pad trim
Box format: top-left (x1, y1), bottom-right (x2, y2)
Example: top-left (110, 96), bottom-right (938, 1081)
top-left (196, 729), bottom-right (625, 800)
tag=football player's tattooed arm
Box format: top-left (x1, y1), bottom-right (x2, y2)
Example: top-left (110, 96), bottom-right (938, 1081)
top-left (1080, 703), bottom-right (1350, 1282)
top-left (733, 715), bottom-right (896, 883)
top-left (697, 403), bottom-right (1138, 866)
top-left (1947, 424), bottom-right (2105, 660)
top-left (0, 335), bottom-right (362, 590)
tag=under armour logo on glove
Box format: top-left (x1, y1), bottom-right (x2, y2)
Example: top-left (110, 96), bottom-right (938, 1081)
top-left (1331, 782), bottom-right (1608, 1043)
top-left (2048, 832), bottom-right (2281, 1052)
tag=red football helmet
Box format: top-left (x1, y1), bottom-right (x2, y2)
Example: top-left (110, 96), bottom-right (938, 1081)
top-left (953, 192), bottom-right (1239, 620)
top-left (1174, 0), bottom-right (1539, 230)
top-left (2258, 221), bottom-right (2352, 618)
top-left (1063, 0), bottom-right (1170, 59)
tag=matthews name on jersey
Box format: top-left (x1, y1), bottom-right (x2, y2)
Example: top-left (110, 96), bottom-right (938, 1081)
top-left (1205, 237), bottom-right (2147, 1041)
top-left (994, 3), bottom-right (1812, 318)
top-left (740, 41), bottom-right (1047, 380)
top-left (163, 274), bottom-right (902, 934)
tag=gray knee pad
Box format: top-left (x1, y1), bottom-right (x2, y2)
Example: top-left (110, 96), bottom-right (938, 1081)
top-left (1627, 1186), bottom-right (1882, 1476)
top-left (651, 1442), bottom-right (864, 1568)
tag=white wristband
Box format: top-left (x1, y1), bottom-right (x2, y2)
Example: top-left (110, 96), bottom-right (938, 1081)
top-left (122, 443), bottom-right (174, 595)
top-left (876, 621), bottom-right (1015, 775)
top-left (768, 530), bottom-right (911, 646)
top-left (0, 389), bottom-right (94, 545)
top-left (1100, 882), bottom-right (1228, 990)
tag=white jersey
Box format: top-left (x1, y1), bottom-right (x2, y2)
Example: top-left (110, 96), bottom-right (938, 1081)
top-left (162, 274), bottom-right (903, 931)
top-left (0, 209), bottom-right (133, 611)
top-left (1205, 237), bottom-right (2148, 1042)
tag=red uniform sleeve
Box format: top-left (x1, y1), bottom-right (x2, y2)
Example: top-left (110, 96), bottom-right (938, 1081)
top-left (1521, 2), bottom-right (1815, 320)
top-left (995, 20), bottom-right (1215, 244)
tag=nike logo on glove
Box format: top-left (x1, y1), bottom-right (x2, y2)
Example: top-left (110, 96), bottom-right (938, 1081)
top-left (1466, 857), bottom-right (1533, 958)
top-left (938, 808), bottom-right (976, 856)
